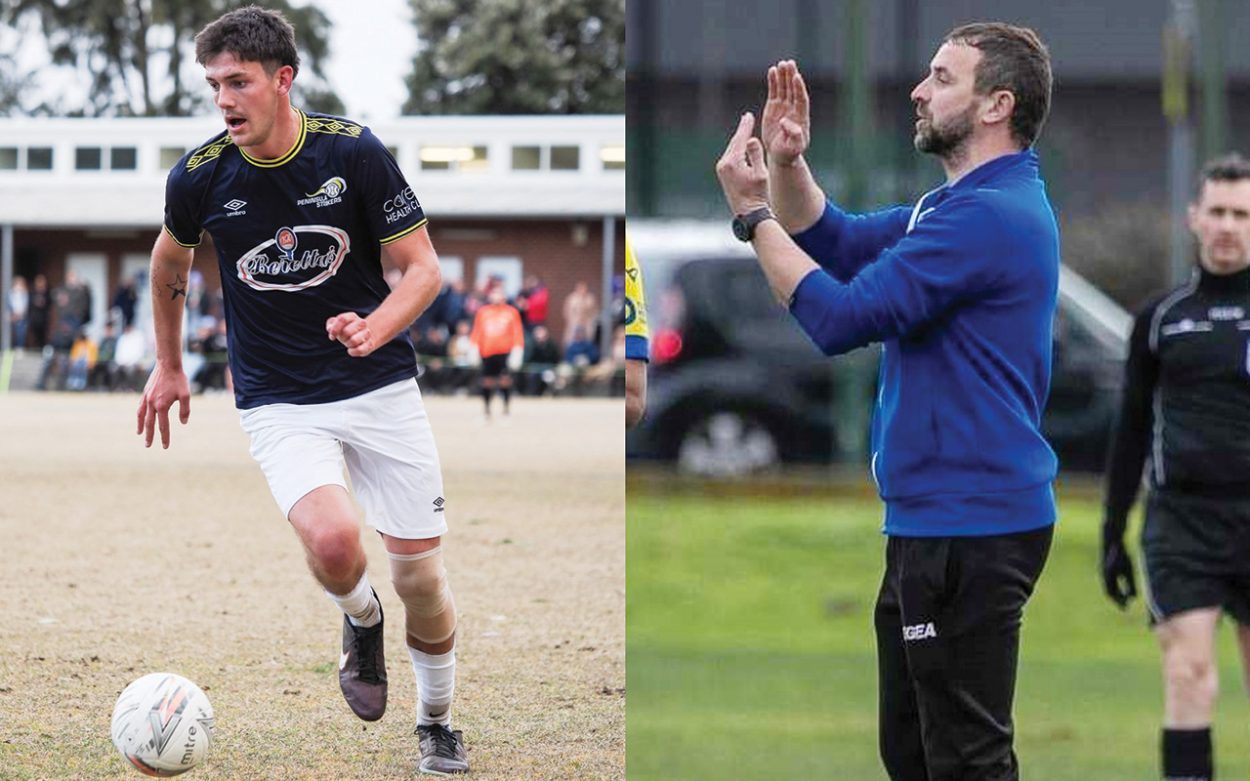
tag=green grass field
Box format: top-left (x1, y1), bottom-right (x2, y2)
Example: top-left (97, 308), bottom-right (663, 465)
top-left (626, 476), bottom-right (1250, 780)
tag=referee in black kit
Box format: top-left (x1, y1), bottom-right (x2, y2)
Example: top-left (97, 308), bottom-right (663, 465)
top-left (1102, 154), bottom-right (1250, 781)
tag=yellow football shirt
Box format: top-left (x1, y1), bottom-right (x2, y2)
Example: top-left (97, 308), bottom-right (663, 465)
top-left (625, 235), bottom-right (648, 361)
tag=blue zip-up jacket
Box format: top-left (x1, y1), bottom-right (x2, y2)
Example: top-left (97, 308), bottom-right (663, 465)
top-left (788, 149), bottom-right (1058, 536)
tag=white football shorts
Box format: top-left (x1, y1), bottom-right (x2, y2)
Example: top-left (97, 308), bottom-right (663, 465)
top-left (238, 378), bottom-right (448, 539)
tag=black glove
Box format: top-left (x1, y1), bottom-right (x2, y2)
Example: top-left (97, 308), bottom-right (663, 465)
top-left (1100, 522), bottom-right (1137, 609)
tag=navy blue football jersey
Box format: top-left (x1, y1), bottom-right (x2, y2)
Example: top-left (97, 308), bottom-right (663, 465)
top-left (163, 109), bottom-right (427, 408)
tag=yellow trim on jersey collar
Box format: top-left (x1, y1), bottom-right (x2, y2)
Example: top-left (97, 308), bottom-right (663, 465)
top-left (238, 108), bottom-right (307, 169)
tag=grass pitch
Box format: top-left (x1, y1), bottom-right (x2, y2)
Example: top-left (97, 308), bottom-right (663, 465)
top-left (0, 392), bottom-right (623, 780)
top-left (627, 474), bottom-right (1250, 781)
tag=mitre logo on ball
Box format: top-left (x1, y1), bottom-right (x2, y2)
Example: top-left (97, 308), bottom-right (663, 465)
top-left (111, 673), bottom-right (215, 777)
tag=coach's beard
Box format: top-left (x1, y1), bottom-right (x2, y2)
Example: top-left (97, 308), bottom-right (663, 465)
top-left (914, 105), bottom-right (976, 164)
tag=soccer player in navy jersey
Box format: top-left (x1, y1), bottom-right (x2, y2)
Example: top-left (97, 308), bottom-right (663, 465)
top-left (136, 6), bottom-right (467, 774)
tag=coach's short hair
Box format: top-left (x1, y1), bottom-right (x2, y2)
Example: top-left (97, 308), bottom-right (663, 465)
top-left (1197, 153), bottom-right (1250, 196)
top-left (944, 22), bottom-right (1052, 148)
top-left (195, 5), bottom-right (300, 78)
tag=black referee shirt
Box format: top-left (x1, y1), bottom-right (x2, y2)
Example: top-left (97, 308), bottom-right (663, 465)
top-left (1105, 266), bottom-right (1250, 527)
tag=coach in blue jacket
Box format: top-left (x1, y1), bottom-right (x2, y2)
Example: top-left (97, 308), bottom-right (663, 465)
top-left (716, 23), bottom-right (1057, 781)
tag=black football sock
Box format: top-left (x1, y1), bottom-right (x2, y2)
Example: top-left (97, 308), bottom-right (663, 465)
top-left (1162, 727), bottom-right (1212, 781)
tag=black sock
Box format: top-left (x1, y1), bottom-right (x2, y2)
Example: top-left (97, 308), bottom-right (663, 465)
top-left (1162, 727), bottom-right (1212, 780)
top-left (481, 387), bottom-right (493, 414)
top-left (501, 386), bottom-right (511, 412)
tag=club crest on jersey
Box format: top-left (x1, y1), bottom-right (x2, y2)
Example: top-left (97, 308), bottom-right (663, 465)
top-left (237, 224), bottom-right (351, 292)
top-left (275, 227), bottom-right (298, 259)
top-left (298, 176), bottom-right (347, 208)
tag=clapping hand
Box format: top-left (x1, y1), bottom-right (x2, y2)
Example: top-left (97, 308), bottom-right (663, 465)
top-left (715, 112), bottom-right (770, 217)
top-left (762, 60), bottom-right (811, 167)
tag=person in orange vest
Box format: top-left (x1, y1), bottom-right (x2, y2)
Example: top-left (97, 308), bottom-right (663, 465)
top-left (470, 285), bottom-right (524, 419)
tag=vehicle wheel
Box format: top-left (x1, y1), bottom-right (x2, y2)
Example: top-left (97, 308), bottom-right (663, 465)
top-left (676, 410), bottom-right (781, 477)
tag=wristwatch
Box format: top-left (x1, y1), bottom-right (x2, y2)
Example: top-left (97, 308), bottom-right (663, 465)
top-left (732, 206), bottom-right (777, 242)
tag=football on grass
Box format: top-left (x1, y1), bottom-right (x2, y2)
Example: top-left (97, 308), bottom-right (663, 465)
top-left (110, 673), bottom-right (215, 777)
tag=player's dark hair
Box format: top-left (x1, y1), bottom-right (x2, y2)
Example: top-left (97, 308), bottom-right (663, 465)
top-left (1197, 153), bottom-right (1250, 196)
top-left (195, 5), bottom-right (300, 78)
top-left (944, 22), bottom-right (1051, 148)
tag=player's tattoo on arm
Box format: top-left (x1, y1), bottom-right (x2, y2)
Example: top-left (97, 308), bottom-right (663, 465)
top-left (165, 274), bottom-right (187, 300)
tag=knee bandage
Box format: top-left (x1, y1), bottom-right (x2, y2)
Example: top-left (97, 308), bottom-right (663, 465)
top-left (388, 547), bottom-right (457, 645)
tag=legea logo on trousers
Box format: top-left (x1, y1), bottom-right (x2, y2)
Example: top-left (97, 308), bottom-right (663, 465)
top-left (903, 622), bottom-right (937, 641)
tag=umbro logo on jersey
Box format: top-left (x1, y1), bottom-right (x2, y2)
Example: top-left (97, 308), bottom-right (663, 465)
top-left (224, 199), bottom-right (247, 216)
top-left (903, 622), bottom-right (937, 641)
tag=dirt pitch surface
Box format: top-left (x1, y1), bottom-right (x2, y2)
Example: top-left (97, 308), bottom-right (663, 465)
top-left (0, 393), bottom-right (623, 780)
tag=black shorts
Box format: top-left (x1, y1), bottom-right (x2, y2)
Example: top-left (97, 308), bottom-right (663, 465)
top-left (480, 353), bottom-right (509, 378)
top-left (1141, 490), bottom-right (1250, 625)
top-left (875, 524), bottom-right (1052, 781)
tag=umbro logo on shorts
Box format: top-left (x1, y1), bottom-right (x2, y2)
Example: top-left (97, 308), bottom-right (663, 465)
top-left (903, 622), bottom-right (937, 641)
top-left (433, 497), bottom-right (445, 513)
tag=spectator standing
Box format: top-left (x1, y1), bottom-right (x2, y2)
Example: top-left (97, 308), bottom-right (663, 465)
top-left (37, 288), bottom-right (81, 389)
top-left (195, 319), bottom-right (230, 392)
top-left (441, 279), bottom-right (467, 330)
top-left (27, 274), bottom-right (50, 349)
top-left (518, 274), bottom-right (549, 330)
top-left (112, 278), bottom-right (138, 328)
top-left (61, 270), bottom-right (92, 331)
top-left (562, 281), bottom-right (598, 349)
top-left (415, 326), bottom-right (450, 392)
top-left (7, 275), bottom-right (28, 350)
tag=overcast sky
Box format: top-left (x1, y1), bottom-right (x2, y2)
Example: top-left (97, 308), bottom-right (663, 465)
top-left (316, 0), bottom-right (416, 121)
top-left (4, 0), bottom-right (419, 121)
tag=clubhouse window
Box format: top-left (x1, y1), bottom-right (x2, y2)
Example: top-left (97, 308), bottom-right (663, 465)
top-left (0, 147), bottom-right (16, 170)
top-left (27, 147), bottom-right (53, 170)
top-left (76, 146), bottom-right (103, 171)
top-left (600, 145), bottom-right (625, 171)
top-left (419, 145), bottom-right (488, 172)
top-left (511, 145), bottom-right (541, 170)
top-left (550, 145), bottom-right (580, 171)
top-left (110, 146), bottom-right (138, 171)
